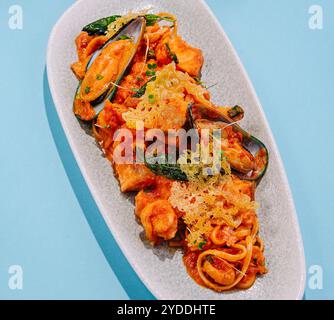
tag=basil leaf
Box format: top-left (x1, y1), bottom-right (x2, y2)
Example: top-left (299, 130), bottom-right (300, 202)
top-left (82, 15), bottom-right (122, 35)
top-left (132, 76), bottom-right (156, 98)
top-left (145, 155), bottom-right (188, 181)
top-left (144, 14), bottom-right (175, 27)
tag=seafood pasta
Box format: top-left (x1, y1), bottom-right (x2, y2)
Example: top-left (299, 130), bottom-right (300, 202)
top-left (71, 11), bottom-right (269, 292)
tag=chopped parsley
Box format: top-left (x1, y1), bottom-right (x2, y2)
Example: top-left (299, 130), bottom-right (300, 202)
top-left (148, 63), bottom-right (157, 70)
top-left (148, 94), bottom-right (155, 104)
top-left (146, 70), bottom-right (156, 77)
top-left (84, 86), bottom-right (91, 94)
top-left (96, 74), bottom-right (104, 80)
top-left (198, 241), bottom-right (207, 250)
top-left (118, 34), bottom-right (131, 40)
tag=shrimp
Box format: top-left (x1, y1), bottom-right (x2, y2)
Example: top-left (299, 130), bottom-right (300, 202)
top-left (139, 200), bottom-right (178, 244)
top-left (203, 259), bottom-right (236, 286)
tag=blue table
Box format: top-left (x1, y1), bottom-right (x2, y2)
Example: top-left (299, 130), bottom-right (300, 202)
top-left (0, 0), bottom-right (333, 299)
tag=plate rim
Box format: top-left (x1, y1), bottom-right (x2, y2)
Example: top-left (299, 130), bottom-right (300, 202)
top-left (46, 0), bottom-right (306, 300)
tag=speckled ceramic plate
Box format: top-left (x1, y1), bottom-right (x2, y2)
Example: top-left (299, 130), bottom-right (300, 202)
top-left (47, 0), bottom-right (306, 300)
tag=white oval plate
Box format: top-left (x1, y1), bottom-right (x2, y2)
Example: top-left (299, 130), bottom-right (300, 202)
top-left (47, 0), bottom-right (306, 300)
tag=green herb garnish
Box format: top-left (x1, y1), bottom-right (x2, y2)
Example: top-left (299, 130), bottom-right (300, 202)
top-left (144, 14), bottom-right (175, 27)
top-left (146, 70), bottom-right (156, 77)
top-left (165, 43), bottom-right (179, 64)
top-left (198, 241), bottom-right (207, 250)
top-left (228, 105), bottom-right (244, 119)
top-left (82, 15), bottom-right (121, 35)
top-left (145, 154), bottom-right (188, 181)
top-left (148, 94), bottom-right (155, 104)
top-left (132, 76), bottom-right (156, 98)
top-left (96, 74), bottom-right (104, 80)
top-left (132, 83), bottom-right (147, 98)
top-left (119, 34), bottom-right (131, 40)
top-left (83, 14), bottom-right (175, 36)
top-left (148, 63), bottom-right (157, 70)
top-left (84, 86), bottom-right (91, 94)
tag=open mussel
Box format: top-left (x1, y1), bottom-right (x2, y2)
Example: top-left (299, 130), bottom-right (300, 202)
top-left (73, 17), bottom-right (145, 121)
top-left (188, 104), bottom-right (269, 184)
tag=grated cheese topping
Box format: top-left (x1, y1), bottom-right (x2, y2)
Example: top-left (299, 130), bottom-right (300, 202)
top-left (106, 10), bottom-right (149, 39)
top-left (122, 63), bottom-right (210, 130)
top-left (169, 149), bottom-right (258, 247)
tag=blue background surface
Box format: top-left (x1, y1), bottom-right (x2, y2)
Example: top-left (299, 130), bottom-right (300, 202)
top-left (0, 0), bottom-right (333, 300)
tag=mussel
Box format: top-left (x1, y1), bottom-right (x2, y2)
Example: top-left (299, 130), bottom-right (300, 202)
top-left (73, 17), bottom-right (145, 121)
top-left (82, 14), bottom-right (175, 36)
top-left (188, 104), bottom-right (269, 184)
